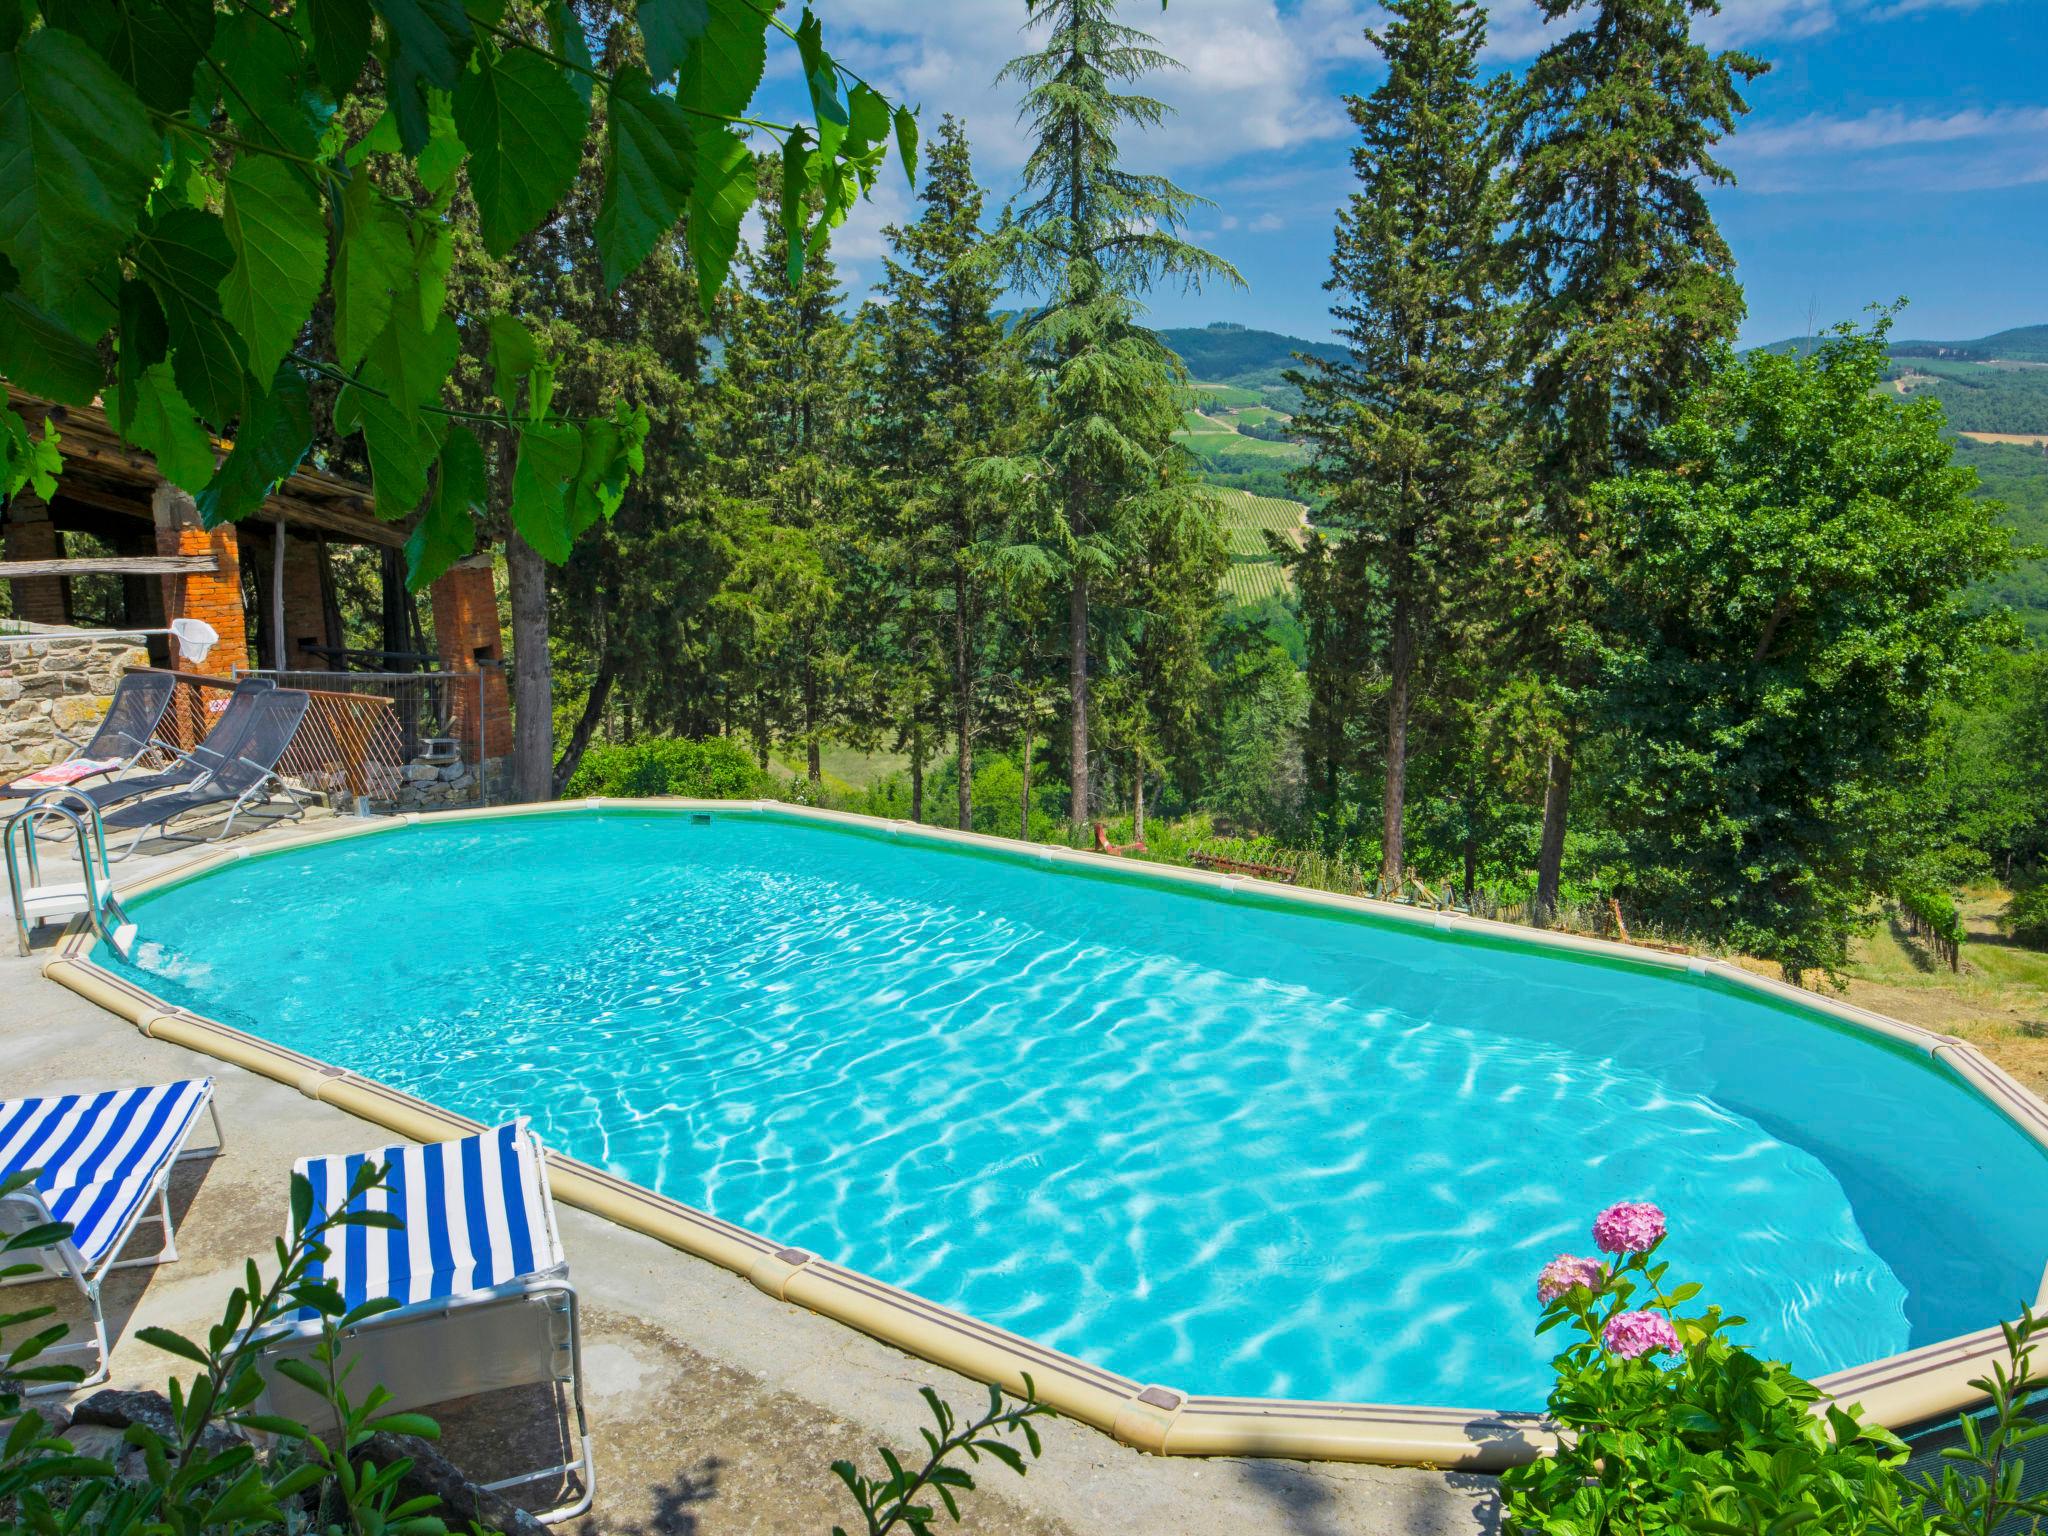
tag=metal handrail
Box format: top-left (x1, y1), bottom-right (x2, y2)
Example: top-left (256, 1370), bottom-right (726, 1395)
top-left (6, 788), bottom-right (131, 956)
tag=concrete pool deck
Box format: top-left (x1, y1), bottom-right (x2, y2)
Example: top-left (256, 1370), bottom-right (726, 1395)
top-left (0, 820), bottom-right (1501, 1535)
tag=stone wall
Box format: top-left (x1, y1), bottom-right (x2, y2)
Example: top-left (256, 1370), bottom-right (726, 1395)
top-left (0, 623), bottom-right (152, 774)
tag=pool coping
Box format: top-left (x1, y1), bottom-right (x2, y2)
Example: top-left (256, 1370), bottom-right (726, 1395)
top-left (41, 796), bottom-right (2048, 1468)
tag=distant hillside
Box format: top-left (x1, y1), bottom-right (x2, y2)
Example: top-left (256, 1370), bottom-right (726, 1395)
top-left (1155, 322), bottom-right (1346, 394)
top-left (1892, 325), bottom-right (2048, 364)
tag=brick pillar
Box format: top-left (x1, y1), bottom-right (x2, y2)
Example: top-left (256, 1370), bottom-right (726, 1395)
top-left (4, 494), bottom-right (69, 625)
top-left (429, 554), bottom-right (511, 759)
top-left (280, 530), bottom-right (330, 669)
top-left (152, 482), bottom-right (248, 675)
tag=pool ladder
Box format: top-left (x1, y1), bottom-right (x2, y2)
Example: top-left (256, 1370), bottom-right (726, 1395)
top-left (5, 789), bottom-right (137, 958)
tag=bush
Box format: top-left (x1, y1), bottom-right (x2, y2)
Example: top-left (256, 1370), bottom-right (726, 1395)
top-left (1501, 1200), bottom-right (2048, 1536)
top-left (562, 737), bottom-right (767, 800)
top-left (2006, 882), bottom-right (2048, 949)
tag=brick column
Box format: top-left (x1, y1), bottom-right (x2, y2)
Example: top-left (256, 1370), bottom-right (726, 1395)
top-left (280, 530), bottom-right (330, 668)
top-left (429, 553), bottom-right (511, 759)
top-left (4, 494), bottom-right (69, 625)
top-left (152, 482), bottom-right (248, 675)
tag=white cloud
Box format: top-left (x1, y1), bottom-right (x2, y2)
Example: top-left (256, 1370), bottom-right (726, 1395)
top-left (1724, 104), bottom-right (2048, 192)
top-left (1250, 212), bottom-right (1286, 231)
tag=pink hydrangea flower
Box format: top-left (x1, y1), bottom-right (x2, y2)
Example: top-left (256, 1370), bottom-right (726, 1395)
top-left (1536, 1253), bottom-right (1606, 1305)
top-left (1592, 1200), bottom-right (1667, 1255)
top-left (1603, 1309), bottom-right (1683, 1360)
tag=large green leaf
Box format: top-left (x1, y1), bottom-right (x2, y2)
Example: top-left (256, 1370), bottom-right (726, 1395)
top-left (639, 0), bottom-right (704, 83)
top-left (221, 157), bottom-right (329, 383)
top-left (0, 406), bottom-right (63, 501)
top-left (305, 0), bottom-right (372, 101)
top-left (108, 360), bottom-right (215, 492)
top-left (332, 175), bottom-right (414, 370)
top-left (364, 308), bottom-right (458, 421)
top-left (0, 293), bottom-right (102, 404)
top-left (596, 67), bottom-right (694, 293)
top-left (49, 0), bottom-right (214, 114)
top-left (687, 129), bottom-right (752, 313)
top-left (0, 27), bottom-right (155, 311)
top-left (486, 314), bottom-right (537, 414)
top-left (197, 366), bottom-right (313, 527)
top-left (209, 10), bottom-right (318, 159)
top-left (368, 0), bottom-right (473, 91)
top-left (113, 277), bottom-right (168, 427)
top-left (133, 209), bottom-right (248, 427)
top-left (405, 420), bottom-right (483, 588)
top-left (671, 0), bottom-right (769, 123)
top-left (452, 45), bottom-right (586, 257)
top-left (509, 420), bottom-right (583, 561)
top-left (337, 382), bottom-right (440, 519)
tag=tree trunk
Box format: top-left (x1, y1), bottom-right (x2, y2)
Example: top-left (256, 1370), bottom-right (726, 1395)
top-left (953, 568), bottom-right (973, 831)
top-left (1463, 825), bottom-right (1478, 907)
top-left (506, 531), bottom-right (554, 804)
top-left (270, 516), bottom-right (286, 671)
top-left (1133, 752), bottom-right (1145, 843)
top-left (1020, 726), bottom-right (1032, 842)
top-left (551, 650), bottom-right (618, 797)
top-left (1381, 589), bottom-right (1412, 892)
top-left (1535, 746), bottom-right (1573, 922)
top-left (803, 665), bottom-right (821, 784)
top-left (909, 719), bottom-right (925, 822)
top-left (1068, 569), bottom-right (1088, 820)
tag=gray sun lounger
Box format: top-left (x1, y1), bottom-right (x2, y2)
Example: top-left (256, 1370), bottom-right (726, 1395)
top-left (2, 670), bottom-right (178, 797)
top-left (60, 677), bottom-right (277, 815)
top-left (100, 687), bottom-right (310, 859)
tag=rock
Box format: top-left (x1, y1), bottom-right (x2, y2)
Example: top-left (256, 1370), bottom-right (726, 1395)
top-left (354, 1431), bottom-right (550, 1535)
top-left (71, 1388), bottom-right (249, 1461)
top-left (51, 696), bottom-right (107, 729)
top-left (438, 762), bottom-right (468, 782)
top-left (402, 762), bottom-right (442, 784)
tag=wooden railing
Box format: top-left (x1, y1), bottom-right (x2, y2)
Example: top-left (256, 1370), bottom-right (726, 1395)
top-left (135, 667), bottom-right (407, 801)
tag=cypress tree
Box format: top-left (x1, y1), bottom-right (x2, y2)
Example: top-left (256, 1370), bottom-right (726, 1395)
top-left (867, 117), bottom-right (1032, 830)
top-left (1288, 0), bottom-right (1515, 893)
top-left (1512, 0), bottom-right (1767, 918)
top-left (985, 0), bottom-right (1239, 820)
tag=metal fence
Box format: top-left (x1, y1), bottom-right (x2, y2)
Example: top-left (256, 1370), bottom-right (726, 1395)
top-left (142, 667), bottom-right (406, 805)
top-left (237, 668), bottom-right (493, 808)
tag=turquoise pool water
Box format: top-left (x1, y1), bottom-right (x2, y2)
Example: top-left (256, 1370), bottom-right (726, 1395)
top-left (113, 810), bottom-right (2048, 1410)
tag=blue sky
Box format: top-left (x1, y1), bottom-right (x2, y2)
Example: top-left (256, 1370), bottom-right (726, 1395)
top-left (772, 0), bottom-right (2046, 347)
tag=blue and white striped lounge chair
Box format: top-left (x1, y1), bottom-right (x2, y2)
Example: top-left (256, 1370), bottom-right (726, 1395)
top-left (0, 1078), bottom-right (222, 1389)
top-left (253, 1120), bottom-right (593, 1524)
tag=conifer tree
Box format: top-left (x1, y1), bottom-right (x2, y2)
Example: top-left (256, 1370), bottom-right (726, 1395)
top-left (867, 117), bottom-right (1033, 829)
top-left (1289, 0), bottom-right (1515, 892)
top-left (1512, 0), bottom-right (1767, 917)
top-left (983, 0), bottom-right (1239, 820)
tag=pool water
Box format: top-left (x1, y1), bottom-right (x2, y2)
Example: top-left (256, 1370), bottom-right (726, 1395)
top-left (114, 811), bottom-right (2048, 1409)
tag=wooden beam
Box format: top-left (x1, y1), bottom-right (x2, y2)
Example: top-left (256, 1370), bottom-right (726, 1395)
top-left (0, 555), bottom-right (218, 577)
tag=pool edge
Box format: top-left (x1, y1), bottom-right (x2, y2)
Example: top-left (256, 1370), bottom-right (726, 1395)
top-left (44, 798), bottom-right (2045, 1465)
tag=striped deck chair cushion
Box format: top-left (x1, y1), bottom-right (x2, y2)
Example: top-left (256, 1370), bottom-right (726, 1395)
top-left (295, 1120), bottom-right (561, 1319)
top-left (0, 1080), bottom-right (213, 1267)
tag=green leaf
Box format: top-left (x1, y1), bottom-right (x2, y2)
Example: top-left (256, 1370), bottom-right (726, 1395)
top-left (0, 0), bottom-right (21, 51)
top-left (209, 9), bottom-right (318, 159)
top-left (674, 0), bottom-right (769, 122)
top-left (133, 1325), bottom-right (211, 1368)
top-left (597, 66), bottom-right (694, 292)
top-left (340, 383), bottom-right (442, 520)
top-left (405, 420), bottom-right (482, 587)
top-left (197, 366), bottom-right (312, 526)
top-left (366, 1411), bottom-right (441, 1439)
top-left (639, 0), bottom-right (707, 83)
top-left (780, 126), bottom-right (811, 285)
top-left (545, 0), bottom-right (592, 106)
top-left (687, 128), bottom-right (752, 313)
top-left (0, 26), bottom-right (156, 311)
top-left (0, 407), bottom-right (62, 501)
top-left (0, 293), bottom-right (103, 404)
top-left (453, 44), bottom-right (587, 257)
top-left (114, 277), bottom-right (168, 426)
top-left (333, 175), bottom-right (414, 370)
top-left (134, 208), bottom-right (249, 427)
top-left (108, 360), bottom-right (216, 492)
top-left (369, 0), bottom-right (473, 91)
top-left (793, 8), bottom-right (843, 128)
top-left (307, 0), bottom-right (373, 100)
top-left (221, 156), bottom-right (329, 383)
top-left (486, 313), bottom-right (537, 414)
top-left (415, 86), bottom-right (466, 192)
top-left (367, 306), bottom-right (458, 420)
top-left (510, 419), bottom-right (583, 561)
top-left (49, 0), bottom-right (216, 114)
top-left (893, 105), bottom-right (918, 189)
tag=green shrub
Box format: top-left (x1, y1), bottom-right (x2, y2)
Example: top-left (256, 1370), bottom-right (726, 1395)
top-left (2005, 882), bottom-right (2048, 949)
top-left (1502, 1201), bottom-right (2048, 1536)
top-left (562, 737), bottom-right (767, 801)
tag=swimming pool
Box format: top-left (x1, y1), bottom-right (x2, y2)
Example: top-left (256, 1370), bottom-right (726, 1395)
top-left (94, 807), bottom-right (2048, 1421)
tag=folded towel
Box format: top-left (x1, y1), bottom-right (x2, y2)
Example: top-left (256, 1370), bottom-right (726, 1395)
top-left (14, 757), bottom-right (124, 788)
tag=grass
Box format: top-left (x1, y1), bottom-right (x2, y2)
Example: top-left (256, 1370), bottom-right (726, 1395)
top-left (1179, 430), bottom-right (1309, 464)
top-left (1211, 486), bottom-right (1307, 605)
top-left (766, 745), bottom-right (911, 792)
top-left (1188, 382), bottom-right (1265, 408)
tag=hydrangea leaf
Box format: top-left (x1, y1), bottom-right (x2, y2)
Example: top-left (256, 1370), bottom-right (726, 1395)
top-left (0, 27), bottom-right (156, 311)
top-left (453, 44), bottom-right (587, 257)
top-left (221, 156), bottom-right (330, 383)
top-left (596, 67), bottom-right (694, 293)
top-left (197, 366), bottom-right (313, 528)
top-left (687, 129), bottom-right (753, 315)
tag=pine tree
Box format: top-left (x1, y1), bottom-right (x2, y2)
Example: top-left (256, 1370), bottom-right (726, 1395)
top-left (984, 0), bottom-right (1239, 820)
top-left (866, 117), bottom-right (1032, 829)
top-left (1512, 0), bottom-right (1767, 917)
top-left (1288, 0), bottom-right (1516, 892)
